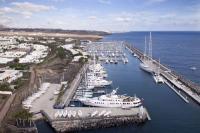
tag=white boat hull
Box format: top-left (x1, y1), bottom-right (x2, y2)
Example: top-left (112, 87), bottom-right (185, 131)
top-left (81, 99), bottom-right (142, 108)
top-left (153, 74), bottom-right (164, 83)
top-left (140, 63), bottom-right (153, 73)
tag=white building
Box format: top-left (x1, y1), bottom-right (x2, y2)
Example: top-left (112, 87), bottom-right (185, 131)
top-left (0, 37), bottom-right (17, 46)
top-left (0, 57), bottom-right (14, 64)
top-left (19, 44), bottom-right (49, 63)
top-left (65, 38), bottom-right (74, 42)
top-left (0, 70), bottom-right (23, 83)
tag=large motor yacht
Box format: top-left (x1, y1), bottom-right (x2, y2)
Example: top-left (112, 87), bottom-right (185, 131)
top-left (78, 89), bottom-right (142, 108)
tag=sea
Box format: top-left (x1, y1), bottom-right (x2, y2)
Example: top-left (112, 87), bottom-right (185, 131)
top-left (36, 31), bottom-right (200, 133)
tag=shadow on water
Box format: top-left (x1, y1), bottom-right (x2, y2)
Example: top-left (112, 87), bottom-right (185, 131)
top-left (36, 120), bottom-right (55, 133)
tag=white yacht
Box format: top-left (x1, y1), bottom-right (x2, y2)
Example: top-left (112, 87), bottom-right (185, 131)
top-left (125, 58), bottom-right (128, 63)
top-left (87, 78), bottom-right (112, 87)
top-left (153, 73), bottom-right (164, 83)
top-left (153, 59), bottom-right (164, 83)
top-left (87, 72), bottom-right (107, 79)
top-left (133, 53), bottom-right (137, 57)
top-left (110, 59), bottom-right (114, 63)
top-left (78, 89), bottom-right (142, 108)
top-left (190, 66), bottom-right (197, 71)
top-left (105, 59), bottom-right (109, 64)
top-left (140, 62), bottom-right (153, 73)
top-left (86, 85), bottom-right (95, 90)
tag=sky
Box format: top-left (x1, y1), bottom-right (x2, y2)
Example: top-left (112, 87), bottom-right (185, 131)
top-left (0, 0), bottom-right (200, 32)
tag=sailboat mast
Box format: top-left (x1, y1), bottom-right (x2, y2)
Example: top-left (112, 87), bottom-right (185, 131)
top-left (149, 32), bottom-right (153, 59)
top-left (158, 58), bottom-right (160, 74)
top-left (144, 36), bottom-right (147, 57)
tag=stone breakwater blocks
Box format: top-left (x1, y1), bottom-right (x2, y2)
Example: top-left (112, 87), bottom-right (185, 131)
top-left (51, 115), bottom-right (147, 132)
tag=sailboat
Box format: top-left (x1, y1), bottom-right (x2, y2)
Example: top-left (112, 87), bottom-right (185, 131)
top-left (140, 33), bottom-right (154, 73)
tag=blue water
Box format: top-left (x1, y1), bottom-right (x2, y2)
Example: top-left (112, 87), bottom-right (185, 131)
top-left (37, 32), bottom-right (200, 133)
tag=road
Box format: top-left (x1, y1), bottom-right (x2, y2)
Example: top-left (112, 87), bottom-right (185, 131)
top-left (61, 63), bottom-right (89, 107)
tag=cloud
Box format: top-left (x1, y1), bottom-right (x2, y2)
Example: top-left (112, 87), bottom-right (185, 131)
top-left (51, 0), bottom-right (65, 2)
top-left (0, 0), bottom-right (16, 3)
top-left (11, 2), bottom-right (54, 12)
top-left (150, 0), bottom-right (166, 2)
top-left (98, 0), bottom-right (111, 4)
top-left (88, 16), bottom-right (97, 20)
top-left (115, 16), bottom-right (132, 22)
top-left (0, 1), bottom-right (198, 31)
top-left (0, 2), bottom-right (55, 19)
top-left (0, 15), bottom-right (12, 25)
top-left (145, 0), bottom-right (166, 4)
top-left (0, 7), bottom-right (16, 14)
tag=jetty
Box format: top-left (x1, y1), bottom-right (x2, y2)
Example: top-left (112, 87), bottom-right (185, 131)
top-left (125, 43), bottom-right (200, 105)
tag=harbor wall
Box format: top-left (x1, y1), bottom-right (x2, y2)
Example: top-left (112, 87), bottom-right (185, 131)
top-left (51, 114), bottom-right (147, 132)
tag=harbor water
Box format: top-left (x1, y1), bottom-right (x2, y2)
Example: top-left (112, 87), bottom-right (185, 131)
top-left (37, 32), bottom-right (200, 133)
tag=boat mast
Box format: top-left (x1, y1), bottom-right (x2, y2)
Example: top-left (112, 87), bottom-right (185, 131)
top-left (149, 32), bottom-right (153, 59)
top-left (144, 36), bottom-right (147, 57)
top-left (158, 58), bottom-right (160, 74)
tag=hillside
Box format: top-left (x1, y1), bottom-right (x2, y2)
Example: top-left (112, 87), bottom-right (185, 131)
top-left (0, 28), bottom-right (110, 36)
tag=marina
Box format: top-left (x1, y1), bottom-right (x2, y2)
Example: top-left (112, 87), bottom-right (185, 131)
top-left (26, 55), bottom-right (150, 132)
top-left (21, 36), bottom-right (200, 132)
top-left (0, 0), bottom-right (200, 132)
top-left (83, 41), bottom-right (129, 64)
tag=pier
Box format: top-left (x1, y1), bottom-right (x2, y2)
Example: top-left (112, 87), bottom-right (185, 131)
top-left (164, 79), bottom-right (189, 103)
top-left (125, 43), bottom-right (200, 105)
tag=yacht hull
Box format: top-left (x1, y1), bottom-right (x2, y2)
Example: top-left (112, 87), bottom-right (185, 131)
top-left (81, 100), bottom-right (142, 108)
top-left (140, 63), bottom-right (154, 73)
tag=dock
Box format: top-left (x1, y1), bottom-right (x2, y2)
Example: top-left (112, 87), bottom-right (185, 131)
top-left (125, 43), bottom-right (200, 105)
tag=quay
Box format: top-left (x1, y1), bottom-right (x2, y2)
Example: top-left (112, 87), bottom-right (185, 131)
top-left (125, 43), bottom-right (200, 105)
